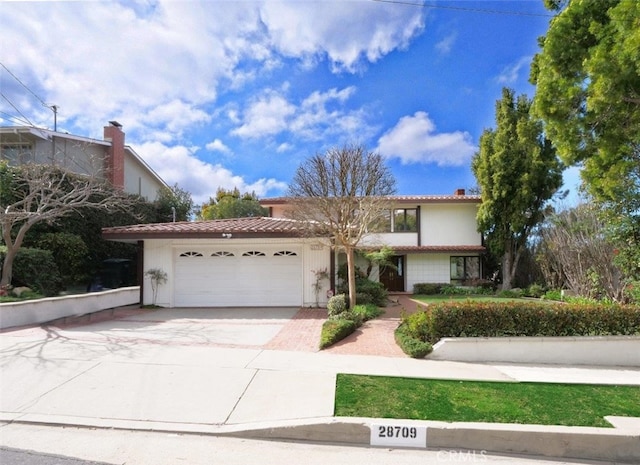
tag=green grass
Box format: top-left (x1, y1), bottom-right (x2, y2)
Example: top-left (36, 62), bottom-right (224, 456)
top-left (335, 374), bottom-right (640, 427)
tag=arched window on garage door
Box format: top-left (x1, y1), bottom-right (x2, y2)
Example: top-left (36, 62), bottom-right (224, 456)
top-left (242, 250), bottom-right (266, 256)
top-left (274, 250), bottom-right (297, 256)
top-left (179, 251), bottom-right (203, 257)
top-left (211, 251), bottom-right (235, 257)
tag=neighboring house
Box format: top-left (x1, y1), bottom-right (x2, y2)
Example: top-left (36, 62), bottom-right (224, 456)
top-left (0, 121), bottom-right (168, 200)
top-left (102, 190), bottom-right (484, 308)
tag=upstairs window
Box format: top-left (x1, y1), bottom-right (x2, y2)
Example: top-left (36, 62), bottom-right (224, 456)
top-left (393, 209), bottom-right (417, 232)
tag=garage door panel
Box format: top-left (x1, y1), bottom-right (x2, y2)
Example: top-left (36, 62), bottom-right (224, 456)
top-left (173, 248), bottom-right (302, 307)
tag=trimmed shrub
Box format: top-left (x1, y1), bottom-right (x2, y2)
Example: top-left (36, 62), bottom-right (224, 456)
top-left (0, 247), bottom-right (63, 296)
top-left (427, 301), bottom-right (640, 342)
top-left (395, 326), bottom-right (433, 358)
top-left (413, 283), bottom-right (447, 295)
top-left (394, 310), bottom-right (434, 358)
top-left (320, 318), bottom-right (357, 349)
top-left (327, 293), bottom-right (348, 318)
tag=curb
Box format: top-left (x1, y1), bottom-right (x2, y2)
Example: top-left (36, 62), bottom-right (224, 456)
top-left (2, 415), bottom-right (638, 463)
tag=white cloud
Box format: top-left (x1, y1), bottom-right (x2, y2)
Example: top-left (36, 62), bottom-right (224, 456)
top-left (206, 138), bottom-right (233, 155)
top-left (232, 86), bottom-right (373, 142)
top-left (435, 31), bottom-right (457, 55)
top-left (259, 0), bottom-right (425, 72)
top-left (231, 91), bottom-right (297, 138)
top-left (134, 141), bottom-right (286, 204)
top-left (497, 56), bottom-right (532, 84)
top-left (376, 112), bottom-right (476, 166)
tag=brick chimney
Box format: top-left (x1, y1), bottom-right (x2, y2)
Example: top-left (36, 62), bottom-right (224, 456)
top-left (104, 121), bottom-right (125, 189)
top-left (454, 188), bottom-right (466, 196)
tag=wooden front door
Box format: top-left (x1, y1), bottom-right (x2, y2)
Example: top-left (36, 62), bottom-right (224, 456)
top-left (379, 255), bottom-right (405, 292)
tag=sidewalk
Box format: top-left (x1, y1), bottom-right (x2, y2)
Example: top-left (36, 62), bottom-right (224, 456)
top-left (1, 300), bottom-right (639, 463)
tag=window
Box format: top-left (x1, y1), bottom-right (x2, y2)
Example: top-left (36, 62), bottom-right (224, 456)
top-left (242, 251), bottom-right (266, 256)
top-left (450, 256), bottom-right (480, 284)
top-left (274, 251), bottom-right (297, 256)
top-left (211, 251), bottom-right (234, 257)
top-left (393, 209), bottom-right (417, 232)
top-left (371, 208), bottom-right (418, 233)
top-left (179, 251), bottom-right (203, 257)
top-left (0, 143), bottom-right (33, 163)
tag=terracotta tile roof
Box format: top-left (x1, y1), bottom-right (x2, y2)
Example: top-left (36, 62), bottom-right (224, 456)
top-left (260, 194), bottom-right (481, 205)
top-left (102, 217), bottom-right (312, 240)
top-left (359, 245), bottom-right (486, 253)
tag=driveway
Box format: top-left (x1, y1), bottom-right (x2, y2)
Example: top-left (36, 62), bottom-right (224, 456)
top-left (6, 295), bottom-right (423, 356)
top-left (35, 306), bottom-right (302, 349)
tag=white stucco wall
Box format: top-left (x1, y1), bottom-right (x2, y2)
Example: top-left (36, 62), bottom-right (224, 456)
top-left (420, 203), bottom-right (480, 246)
top-left (142, 238), bottom-right (332, 308)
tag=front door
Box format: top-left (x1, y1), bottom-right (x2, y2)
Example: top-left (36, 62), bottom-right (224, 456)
top-left (379, 255), bottom-right (405, 292)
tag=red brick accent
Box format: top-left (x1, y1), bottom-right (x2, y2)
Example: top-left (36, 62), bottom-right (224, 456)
top-left (104, 123), bottom-right (125, 189)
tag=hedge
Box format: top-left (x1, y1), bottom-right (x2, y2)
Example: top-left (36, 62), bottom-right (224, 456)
top-left (428, 301), bottom-right (640, 342)
top-left (395, 301), bottom-right (640, 358)
top-left (320, 319), bottom-right (357, 349)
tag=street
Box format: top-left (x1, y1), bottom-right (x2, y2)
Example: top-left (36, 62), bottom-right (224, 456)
top-left (0, 424), bottom-right (615, 465)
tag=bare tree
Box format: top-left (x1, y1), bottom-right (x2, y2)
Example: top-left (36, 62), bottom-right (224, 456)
top-left (0, 161), bottom-right (137, 288)
top-left (287, 144), bottom-right (396, 308)
top-left (536, 204), bottom-right (625, 301)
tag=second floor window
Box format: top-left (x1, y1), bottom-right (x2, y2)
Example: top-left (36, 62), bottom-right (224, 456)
top-left (372, 208), bottom-right (418, 232)
top-left (393, 209), bottom-right (417, 232)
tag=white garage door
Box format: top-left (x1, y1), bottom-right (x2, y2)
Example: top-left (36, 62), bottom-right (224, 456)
top-left (174, 246), bottom-right (302, 307)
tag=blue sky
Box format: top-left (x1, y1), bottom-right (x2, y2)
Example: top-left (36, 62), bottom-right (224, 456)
top-left (0, 0), bottom-right (578, 206)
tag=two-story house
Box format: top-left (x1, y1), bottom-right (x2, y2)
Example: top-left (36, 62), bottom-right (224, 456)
top-left (0, 121), bottom-right (168, 200)
top-left (102, 190), bottom-right (484, 308)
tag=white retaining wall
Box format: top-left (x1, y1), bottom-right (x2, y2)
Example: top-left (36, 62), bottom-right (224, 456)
top-left (429, 335), bottom-right (640, 367)
top-left (0, 286), bottom-right (140, 330)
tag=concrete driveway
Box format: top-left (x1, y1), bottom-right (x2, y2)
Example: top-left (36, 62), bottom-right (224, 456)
top-left (40, 306), bottom-right (303, 348)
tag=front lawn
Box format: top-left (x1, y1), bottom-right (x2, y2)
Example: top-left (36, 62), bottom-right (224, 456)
top-left (334, 374), bottom-right (640, 427)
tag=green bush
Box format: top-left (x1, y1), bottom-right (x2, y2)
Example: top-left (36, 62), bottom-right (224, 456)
top-left (327, 294), bottom-right (348, 318)
top-left (353, 303), bottom-right (384, 321)
top-left (543, 289), bottom-right (563, 301)
top-left (427, 301), bottom-right (640, 342)
top-left (355, 277), bottom-right (387, 307)
top-left (320, 318), bottom-right (357, 349)
top-left (413, 283), bottom-right (447, 295)
top-left (32, 232), bottom-right (89, 286)
top-left (525, 284), bottom-right (545, 298)
top-left (395, 327), bottom-right (433, 358)
top-left (394, 310), bottom-right (434, 358)
top-left (0, 247), bottom-right (63, 296)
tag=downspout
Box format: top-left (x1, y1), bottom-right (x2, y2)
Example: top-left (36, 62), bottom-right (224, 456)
top-left (137, 240), bottom-right (144, 305)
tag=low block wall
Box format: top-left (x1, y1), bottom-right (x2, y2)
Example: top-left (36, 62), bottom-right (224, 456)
top-left (0, 286), bottom-right (140, 330)
top-left (429, 335), bottom-right (640, 367)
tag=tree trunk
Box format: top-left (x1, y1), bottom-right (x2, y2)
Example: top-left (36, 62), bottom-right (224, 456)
top-left (0, 245), bottom-right (18, 288)
top-left (345, 246), bottom-right (357, 309)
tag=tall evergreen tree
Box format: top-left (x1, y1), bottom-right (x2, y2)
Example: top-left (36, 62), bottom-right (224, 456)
top-left (472, 88), bottom-right (563, 289)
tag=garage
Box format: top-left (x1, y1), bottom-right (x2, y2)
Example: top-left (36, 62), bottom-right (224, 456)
top-left (174, 246), bottom-right (303, 307)
top-left (102, 217), bottom-right (332, 308)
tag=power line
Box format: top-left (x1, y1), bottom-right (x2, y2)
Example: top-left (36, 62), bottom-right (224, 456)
top-left (0, 92), bottom-right (38, 128)
top-left (373, 0), bottom-right (555, 18)
top-left (0, 62), bottom-right (50, 108)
